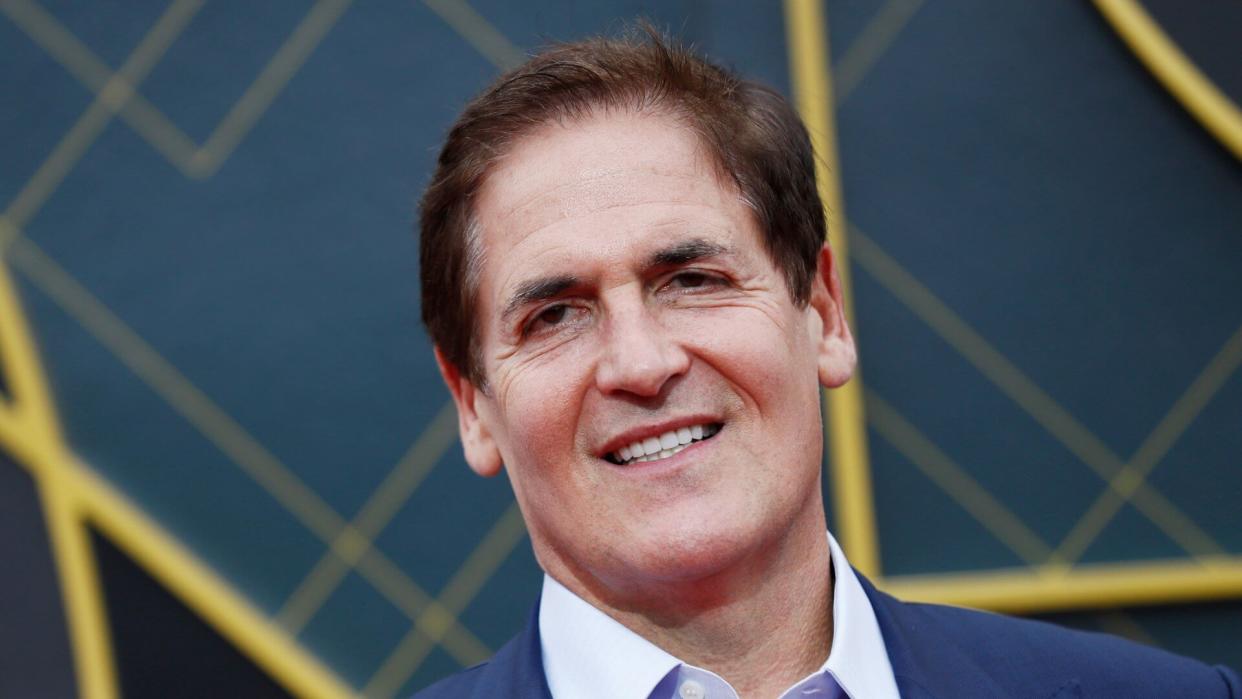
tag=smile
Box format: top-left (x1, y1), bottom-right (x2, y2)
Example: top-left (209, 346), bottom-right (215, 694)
top-left (606, 423), bottom-right (722, 466)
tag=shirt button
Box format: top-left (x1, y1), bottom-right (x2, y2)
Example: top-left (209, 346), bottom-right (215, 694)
top-left (679, 679), bottom-right (706, 699)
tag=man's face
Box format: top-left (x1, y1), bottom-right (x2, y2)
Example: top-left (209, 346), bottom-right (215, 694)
top-left (439, 110), bottom-right (855, 598)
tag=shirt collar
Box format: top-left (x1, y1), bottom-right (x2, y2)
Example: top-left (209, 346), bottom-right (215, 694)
top-left (823, 530), bottom-right (901, 699)
top-left (538, 531), bottom-right (901, 699)
top-left (539, 572), bottom-right (680, 699)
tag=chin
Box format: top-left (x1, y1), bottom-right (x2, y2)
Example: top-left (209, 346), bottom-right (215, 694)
top-left (617, 512), bottom-right (769, 587)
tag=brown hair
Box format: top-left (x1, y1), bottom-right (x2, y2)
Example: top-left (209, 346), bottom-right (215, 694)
top-left (420, 26), bottom-right (826, 387)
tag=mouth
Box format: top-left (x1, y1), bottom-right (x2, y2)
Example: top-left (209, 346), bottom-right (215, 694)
top-left (603, 422), bottom-right (723, 466)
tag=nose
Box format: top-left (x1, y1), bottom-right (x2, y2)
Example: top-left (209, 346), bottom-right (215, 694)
top-left (595, 302), bottom-right (690, 398)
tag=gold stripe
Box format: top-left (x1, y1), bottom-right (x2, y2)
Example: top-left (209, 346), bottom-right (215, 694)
top-left (190, 0), bottom-right (354, 177)
top-left (36, 470), bottom-right (118, 699)
top-left (0, 2), bottom-right (215, 691)
top-left (0, 0), bottom-right (200, 175)
top-left (7, 235), bottom-right (489, 667)
top-left (0, 0), bottom-right (475, 690)
top-left (423, 0), bottom-right (525, 71)
top-left (785, 0), bottom-right (880, 576)
top-left (849, 226), bottom-right (1223, 559)
top-left (277, 402), bottom-right (458, 633)
top-left (832, 0), bottom-right (923, 104)
top-left (4, 0), bottom-right (480, 661)
top-left (2, 228), bottom-right (352, 697)
top-left (865, 391), bottom-right (1060, 567)
top-left (884, 556), bottom-right (1242, 614)
top-left (1095, 611), bottom-right (1159, 647)
top-left (4, 251), bottom-right (352, 697)
top-left (364, 503), bottom-right (527, 698)
top-left (0, 0), bottom-right (203, 234)
top-left (8, 238), bottom-right (349, 543)
top-left (0, 258), bottom-right (118, 699)
top-left (74, 461), bottom-right (356, 698)
top-left (1053, 323), bottom-right (1242, 564)
top-left (2, 0), bottom-right (352, 181)
top-left (352, 548), bottom-right (492, 664)
top-left (1094, 0), bottom-right (1242, 162)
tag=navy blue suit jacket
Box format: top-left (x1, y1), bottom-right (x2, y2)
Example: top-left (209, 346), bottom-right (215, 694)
top-left (415, 573), bottom-right (1241, 698)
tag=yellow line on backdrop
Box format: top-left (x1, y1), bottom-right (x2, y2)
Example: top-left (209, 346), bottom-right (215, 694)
top-left (886, 555), bottom-right (1242, 614)
top-left (1094, 0), bottom-right (1242, 162)
top-left (74, 460), bottom-right (357, 698)
top-left (277, 402), bottom-right (458, 633)
top-left (0, 0), bottom-right (492, 691)
top-left (2, 237), bottom-right (355, 699)
top-left (780, 1), bottom-right (1238, 610)
top-left (0, 0), bottom-right (199, 175)
top-left (848, 226), bottom-right (1223, 561)
top-left (0, 257), bottom-right (118, 699)
top-left (7, 234), bottom-right (490, 667)
top-left (6, 0), bottom-right (491, 666)
top-left (365, 503), bottom-right (527, 699)
top-left (423, 0), bottom-right (525, 71)
top-left (1, 0), bottom-right (354, 180)
top-left (0, 2), bottom-right (216, 693)
top-left (189, 0), bottom-right (354, 177)
top-left (0, 0), bottom-right (202, 250)
top-left (35, 471), bottom-right (117, 699)
top-left (784, 0), bottom-right (880, 577)
top-left (865, 390), bottom-right (1060, 567)
top-left (1095, 611), bottom-right (1160, 647)
top-left (832, 0), bottom-right (923, 105)
top-left (1052, 324), bottom-right (1242, 565)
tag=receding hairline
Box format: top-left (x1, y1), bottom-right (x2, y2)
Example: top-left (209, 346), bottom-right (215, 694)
top-left (420, 28), bottom-right (826, 389)
top-left (475, 107), bottom-right (754, 232)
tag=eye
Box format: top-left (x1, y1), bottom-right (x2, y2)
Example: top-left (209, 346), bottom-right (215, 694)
top-left (536, 304), bottom-right (568, 326)
top-left (665, 271), bottom-right (724, 291)
top-left (522, 303), bottom-right (581, 337)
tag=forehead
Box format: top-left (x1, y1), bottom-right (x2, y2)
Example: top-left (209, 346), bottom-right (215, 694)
top-left (472, 111), bottom-right (757, 291)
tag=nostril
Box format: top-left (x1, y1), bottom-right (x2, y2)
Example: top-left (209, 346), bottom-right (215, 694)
top-left (596, 342), bottom-right (691, 398)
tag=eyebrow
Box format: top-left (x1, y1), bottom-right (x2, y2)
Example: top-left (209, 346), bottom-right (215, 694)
top-left (648, 238), bottom-right (730, 267)
top-left (501, 275), bottom-right (579, 324)
top-left (498, 239), bottom-right (731, 325)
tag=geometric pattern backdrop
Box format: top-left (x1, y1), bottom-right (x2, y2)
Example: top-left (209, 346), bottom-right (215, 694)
top-left (2, 1), bottom-right (1239, 696)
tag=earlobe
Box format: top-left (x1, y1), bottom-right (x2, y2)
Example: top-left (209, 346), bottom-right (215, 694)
top-left (434, 348), bottom-right (504, 477)
top-left (808, 243), bottom-right (857, 389)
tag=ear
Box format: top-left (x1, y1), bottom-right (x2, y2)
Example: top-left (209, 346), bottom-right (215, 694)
top-left (434, 348), bottom-right (503, 477)
top-left (807, 243), bottom-right (857, 388)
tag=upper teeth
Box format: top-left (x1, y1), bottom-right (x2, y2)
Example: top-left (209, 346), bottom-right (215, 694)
top-left (612, 424), bottom-right (717, 465)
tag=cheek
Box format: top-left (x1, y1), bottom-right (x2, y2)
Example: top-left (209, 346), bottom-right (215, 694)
top-left (683, 307), bottom-right (818, 388)
top-left (494, 363), bottom-right (591, 463)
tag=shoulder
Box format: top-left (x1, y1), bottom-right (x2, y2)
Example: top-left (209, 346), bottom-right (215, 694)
top-left (409, 636), bottom-right (524, 699)
top-left (898, 599), bottom-right (1240, 697)
top-left (408, 609), bottom-right (551, 699)
top-left (410, 662), bottom-right (490, 698)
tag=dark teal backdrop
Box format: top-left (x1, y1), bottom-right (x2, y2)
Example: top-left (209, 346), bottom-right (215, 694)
top-left (1, 1), bottom-right (1239, 696)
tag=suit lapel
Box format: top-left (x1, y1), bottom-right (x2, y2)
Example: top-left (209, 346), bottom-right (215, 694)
top-left (857, 573), bottom-right (1011, 699)
top-left (472, 602), bottom-right (553, 699)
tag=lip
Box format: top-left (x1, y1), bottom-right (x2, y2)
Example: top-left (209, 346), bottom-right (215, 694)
top-left (594, 415), bottom-right (723, 460)
top-left (609, 431), bottom-right (717, 475)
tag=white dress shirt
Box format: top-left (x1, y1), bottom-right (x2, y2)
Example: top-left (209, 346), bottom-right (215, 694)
top-left (539, 532), bottom-right (901, 699)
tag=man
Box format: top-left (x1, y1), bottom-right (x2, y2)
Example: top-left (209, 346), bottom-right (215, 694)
top-left (415, 29), bottom-right (1240, 698)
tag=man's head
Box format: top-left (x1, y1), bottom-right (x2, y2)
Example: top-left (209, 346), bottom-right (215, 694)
top-left (421, 28), bottom-right (830, 389)
top-left (420, 29), bottom-right (856, 603)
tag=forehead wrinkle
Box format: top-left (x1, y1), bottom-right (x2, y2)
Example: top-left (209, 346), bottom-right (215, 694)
top-left (475, 173), bottom-right (725, 276)
top-left (499, 167), bottom-right (719, 227)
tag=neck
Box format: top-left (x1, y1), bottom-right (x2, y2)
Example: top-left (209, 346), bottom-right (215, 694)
top-left (544, 504), bottom-right (834, 698)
